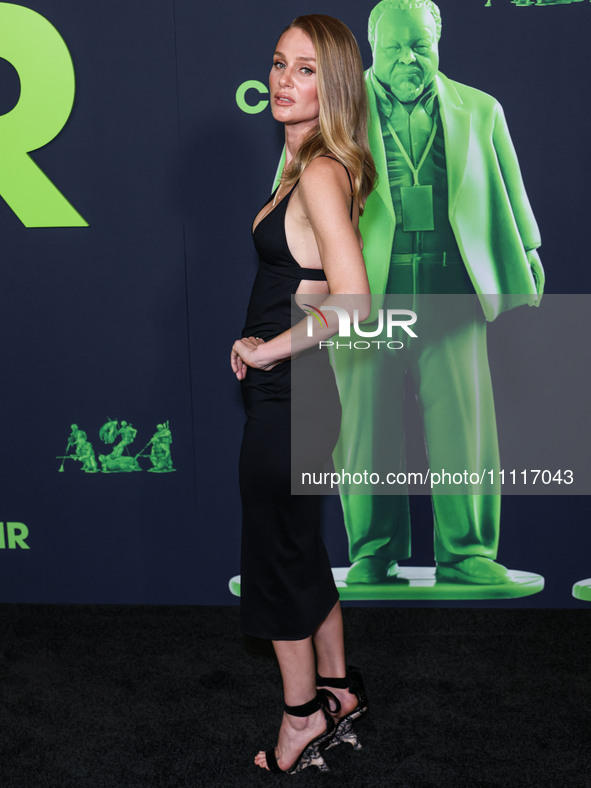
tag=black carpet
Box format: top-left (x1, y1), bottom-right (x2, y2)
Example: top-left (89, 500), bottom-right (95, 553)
top-left (1, 605), bottom-right (589, 787)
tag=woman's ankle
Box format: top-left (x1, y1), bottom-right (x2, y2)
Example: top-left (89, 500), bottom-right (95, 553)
top-left (283, 708), bottom-right (325, 732)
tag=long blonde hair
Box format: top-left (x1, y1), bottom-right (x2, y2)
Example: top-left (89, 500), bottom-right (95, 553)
top-left (278, 14), bottom-right (376, 211)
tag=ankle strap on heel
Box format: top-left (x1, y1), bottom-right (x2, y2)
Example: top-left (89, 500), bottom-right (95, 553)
top-left (316, 673), bottom-right (349, 688)
top-left (284, 688), bottom-right (340, 717)
top-left (284, 693), bottom-right (321, 717)
top-left (317, 666), bottom-right (365, 701)
top-left (315, 677), bottom-right (346, 714)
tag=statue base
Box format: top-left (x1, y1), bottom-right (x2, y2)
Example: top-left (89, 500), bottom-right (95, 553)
top-left (228, 566), bottom-right (544, 601)
top-left (572, 578), bottom-right (591, 601)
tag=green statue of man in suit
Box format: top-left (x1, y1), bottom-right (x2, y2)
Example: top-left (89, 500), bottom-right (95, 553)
top-left (332, 0), bottom-right (544, 585)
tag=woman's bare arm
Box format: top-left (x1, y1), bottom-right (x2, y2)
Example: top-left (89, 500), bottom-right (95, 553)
top-left (231, 158), bottom-right (370, 379)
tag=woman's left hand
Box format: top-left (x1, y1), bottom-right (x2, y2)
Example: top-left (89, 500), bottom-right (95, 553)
top-left (231, 336), bottom-right (276, 380)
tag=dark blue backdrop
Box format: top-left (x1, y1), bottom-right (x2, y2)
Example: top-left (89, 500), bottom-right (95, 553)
top-left (1, 0), bottom-right (589, 606)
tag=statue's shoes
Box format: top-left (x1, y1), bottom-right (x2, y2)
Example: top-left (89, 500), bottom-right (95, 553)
top-left (436, 556), bottom-right (511, 585)
top-left (345, 557), bottom-right (400, 584)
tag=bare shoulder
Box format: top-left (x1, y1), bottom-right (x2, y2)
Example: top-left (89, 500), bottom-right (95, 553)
top-left (298, 156), bottom-right (351, 199)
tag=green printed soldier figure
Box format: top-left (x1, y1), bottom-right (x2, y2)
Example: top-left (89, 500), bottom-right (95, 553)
top-left (147, 422), bottom-right (175, 473)
top-left (112, 420), bottom-right (137, 459)
top-left (58, 423), bottom-right (98, 473)
top-left (98, 418), bottom-right (119, 446)
top-left (98, 452), bottom-right (142, 473)
top-left (332, 0), bottom-right (543, 586)
top-left (74, 432), bottom-right (99, 473)
top-left (98, 418), bottom-right (141, 472)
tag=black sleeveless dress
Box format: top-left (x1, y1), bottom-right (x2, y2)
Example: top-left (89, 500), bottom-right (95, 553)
top-left (239, 167), bottom-right (350, 640)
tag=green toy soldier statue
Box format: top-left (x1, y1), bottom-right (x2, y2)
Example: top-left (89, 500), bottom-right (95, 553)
top-left (332, 0), bottom-right (543, 586)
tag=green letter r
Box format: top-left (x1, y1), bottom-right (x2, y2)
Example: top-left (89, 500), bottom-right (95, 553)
top-left (0, 2), bottom-right (88, 227)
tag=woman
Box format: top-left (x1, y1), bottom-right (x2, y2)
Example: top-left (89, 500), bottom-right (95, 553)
top-left (231, 14), bottom-right (375, 774)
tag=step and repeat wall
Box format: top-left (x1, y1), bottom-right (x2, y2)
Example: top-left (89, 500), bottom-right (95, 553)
top-left (1, 0), bottom-right (589, 605)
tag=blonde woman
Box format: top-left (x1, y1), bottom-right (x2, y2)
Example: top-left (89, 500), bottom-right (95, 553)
top-left (231, 14), bottom-right (375, 774)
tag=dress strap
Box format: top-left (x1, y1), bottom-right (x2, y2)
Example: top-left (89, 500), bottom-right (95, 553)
top-left (319, 155), bottom-right (354, 219)
top-left (258, 260), bottom-right (327, 282)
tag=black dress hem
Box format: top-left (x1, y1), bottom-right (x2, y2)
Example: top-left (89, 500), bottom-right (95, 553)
top-left (240, 588), bottom-right (339, 641)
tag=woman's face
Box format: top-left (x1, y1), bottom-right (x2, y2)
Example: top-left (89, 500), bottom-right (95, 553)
top-left (269, 27), bottom-right (320, 131)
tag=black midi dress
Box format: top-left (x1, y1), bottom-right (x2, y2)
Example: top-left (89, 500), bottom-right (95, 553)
top-left (239, 172), bottom-right (349, 640)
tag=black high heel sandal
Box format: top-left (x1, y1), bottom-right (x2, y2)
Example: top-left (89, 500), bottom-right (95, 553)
top-left (264, 691), bottom-right (336, 774)
top-left (316, 665), bottom-right (368, 750)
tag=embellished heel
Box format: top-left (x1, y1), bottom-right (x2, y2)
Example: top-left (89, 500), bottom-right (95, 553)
top-left (316, 665), bottom-right (368, 751)
top-left (263, 692), bottom-right (335, 774)
top-left (329, 715), bottom-right (361, 750)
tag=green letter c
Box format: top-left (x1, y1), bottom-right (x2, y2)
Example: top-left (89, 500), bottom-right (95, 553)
top-left (236, 80), bottom-right (269, 114)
